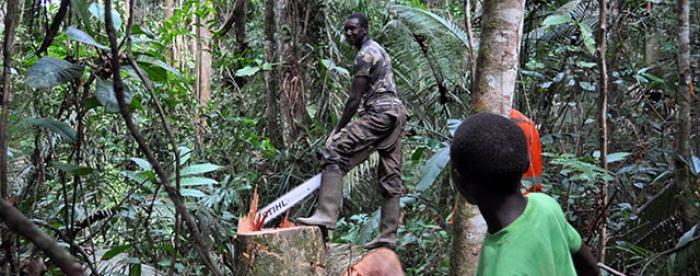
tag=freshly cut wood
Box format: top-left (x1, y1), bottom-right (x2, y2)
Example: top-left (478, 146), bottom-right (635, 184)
top-left (234, 226), bottom-right (326, 276)
top-left (340, 247), bottom-right (405, 276)
top-left (325, 243), bottom-right (368, 275)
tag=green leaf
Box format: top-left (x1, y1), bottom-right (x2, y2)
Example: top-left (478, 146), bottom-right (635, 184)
top-left (180, 164), bottom-right (221, 176)
top-left (179, 177), bottom-right (218, 186)
top-left (234, 66), bottom-right (260, 77)
top-left (129, 263), bottom-right (141, 276)
top-left (89, 2), bottom-right (122, 30)
top-left (84, 96), bottom-right (101, 111)
top-left (70, 0), bottom-right (93, 35)
top-left (101, 244), bottom-right (133, 260)
top-left (24, 56), bottom-right (85, 89)
top-left (130, 158), bottom-right (152, 171)
top-left (131, 25), bottom-right (158, 39)
top-left (136, 55), bottom-right (184, 81)
top-left (606, 152), bottom-right (630, 164)
top-left (180, 189), bottom-right (206, 198)
top-left (542, 14), bottom-right (572, 27)
top-left (96, 77), bottom-right (133, 113)
top-left (66, 26), bottom-right (108, 49)
top-left (691, 156), bottom-right (700, 175)
top-left (50, 162), bottom-right (93, 176)
top-left (578, 23), bottom-right (596, 55)
top-left (417, 147), bottom-right (451, 192)
top-left (30, 117), bottom-right (76, 142)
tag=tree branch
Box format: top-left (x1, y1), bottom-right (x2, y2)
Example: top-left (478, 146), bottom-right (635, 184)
top-left (0, 199), bottom-right (83, 275)
top-left (214, 0), bottom-right (248, 38)
top-left (36, 0), bottom-right (70, 55)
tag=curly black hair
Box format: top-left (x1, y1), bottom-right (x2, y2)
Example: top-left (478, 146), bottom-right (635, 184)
top-left (450, 112), bottom-right (530, 195)
top-left (347, 13), bottom-right (369, 29)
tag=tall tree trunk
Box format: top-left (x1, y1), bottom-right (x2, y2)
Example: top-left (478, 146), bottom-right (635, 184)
top-left (449, 0), bottom-right (525, 275)
top-left (1, 0), bottom-right (20, 273)
top-left (197, 2), bottom-right (214, 108)
top-left (164, 0), bottom-right (176, 66)
top-left (277, 0), bottom-right (308, 146)
top-left (596, 0), bottom-right (609, 263)
top-left (674, 0), bottom-right (695, 230)
top-left (264, 0), bottom-right (282, 149)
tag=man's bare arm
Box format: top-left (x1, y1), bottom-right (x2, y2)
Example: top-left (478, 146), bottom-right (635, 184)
top-left (335, 76), bottom-right (368, 132)
top-left (572, 243), bottom-right (600, 276)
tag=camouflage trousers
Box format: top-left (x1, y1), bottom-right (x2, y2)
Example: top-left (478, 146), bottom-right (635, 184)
top-left (323, 97), bottom-right (407, 198)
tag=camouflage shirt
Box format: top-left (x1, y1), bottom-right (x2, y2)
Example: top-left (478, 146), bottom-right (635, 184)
top-left (353, 39), bottom-right (397, 105)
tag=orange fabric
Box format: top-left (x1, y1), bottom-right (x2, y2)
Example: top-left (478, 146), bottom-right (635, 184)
top-left (510, 109), bottom-right (543, 195)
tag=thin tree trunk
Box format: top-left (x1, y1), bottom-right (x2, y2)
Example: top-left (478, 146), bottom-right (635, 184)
top-left (197, 2), bottom-right (214, 108)
top-left (264, 0), bottom-right (282, 149)
top-left (449, 0), bottom-right (525, 275)
top-left (674, 0), bottom-right (695, 230)
top-left (164, 0), bottom-right (176, 66)
top-left (596, 0), bottom-right (609, 263)
top-left (1, 0), bottom-right (20, 273)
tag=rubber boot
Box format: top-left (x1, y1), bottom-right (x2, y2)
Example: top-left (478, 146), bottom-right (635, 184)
top-left (364, 196), bottom-right (400, 250)
top-left (296, 169), bottom-right (343, 229)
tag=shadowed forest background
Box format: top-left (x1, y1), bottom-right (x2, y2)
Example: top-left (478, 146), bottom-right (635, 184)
top-left (0, 0), bottom-right (698, 275)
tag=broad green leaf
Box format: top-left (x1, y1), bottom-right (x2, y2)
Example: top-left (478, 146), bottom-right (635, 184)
top-left (180, 164), bottom-right (221, 176)
top-left (84, 96), bottom-right (101, 111)
top-left (50, 162), bottom-right (93, 176)
top-left (180, 189), bottom-right (206, 197)
top-left (129, 263), bottom-right (141, 276)
top-left (66, 26), bottom-right (108, 49)
top-left (179, 177), bottom-right (218, 186)
top-left (578, 23), bottom-right (596, 56)
top-left (136, 55), bottom-right (183, 81)
top-left (606, 152), bottom-right (631, 164)
top-left (132, 25), bottom-right (158, 39)
top-left (542, 14), bottom-right (572, 27)
top-left (417, 147), bottom-right (451, 192)
top-left (101, 244), bottom-right (133, 260)
top-left (178, 147), bottom-right (193, 165)
top-left (24, 57), bottom-right (85, 89)
top-left (234, 66), bottom-right (260, 77)
top-left (130, 158), bottom-right (152, 171)
top-left (96, 77), bottom-right (133, 113)
top-left (70, 0), bottom-right (93, 35)
top-left (30, 117), bottom-right (76, 142)
top-left (89, 3), bottom-right (122, 30)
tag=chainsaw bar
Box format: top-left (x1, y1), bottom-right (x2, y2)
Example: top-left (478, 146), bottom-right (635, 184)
top-left (256, 173), bottom-right (323, 225)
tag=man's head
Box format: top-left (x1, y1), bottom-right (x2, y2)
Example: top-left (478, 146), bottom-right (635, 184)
top-left (345, 13), bottom-right (369, 48)
top-left (450, 112), bottom-right (529, 204)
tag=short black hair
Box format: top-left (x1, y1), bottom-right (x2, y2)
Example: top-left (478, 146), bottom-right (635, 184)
top-left (348, 13), bottom-right (369, 29)
top-left (450, 112), bottom-right (529, 195)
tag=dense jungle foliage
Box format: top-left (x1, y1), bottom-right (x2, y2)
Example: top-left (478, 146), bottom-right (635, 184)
top-left (0, 0), bottom-right (698, 275)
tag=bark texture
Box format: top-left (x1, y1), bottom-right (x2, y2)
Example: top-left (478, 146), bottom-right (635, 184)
top-left (449, 197), bottom-right (483, 276)
top-left (450, 0), bottom-right (525, 274)
top-left (234, 227), bottom-right (326, 276)
top-left (264, 0), bottom-right (282, 149)
top-left (470, 0), bottom-right (525, 115)
top-left (596, 0), bottom-right (609, 263)
top-left (674, 0), bottom-right (696, 229)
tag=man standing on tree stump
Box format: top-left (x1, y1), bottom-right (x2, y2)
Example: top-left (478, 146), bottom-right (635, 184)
top-left (297, 13), bottom-right (407, 251)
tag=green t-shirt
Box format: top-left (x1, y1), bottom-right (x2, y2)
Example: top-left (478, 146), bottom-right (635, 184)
top-left (476, 193), bottom-right (582, 276)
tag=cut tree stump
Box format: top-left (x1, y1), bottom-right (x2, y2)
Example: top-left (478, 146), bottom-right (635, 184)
top-left (234, 227), bottom-right (405, 276)
top-left (234, 226), bottom-right (326, 276)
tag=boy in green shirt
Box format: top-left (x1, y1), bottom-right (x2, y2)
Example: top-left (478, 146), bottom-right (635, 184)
top-left (449, 113), bottom-right (600, 276)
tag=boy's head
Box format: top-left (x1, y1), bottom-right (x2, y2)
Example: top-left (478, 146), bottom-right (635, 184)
top-left (450, 112), bottom-right (529, 204)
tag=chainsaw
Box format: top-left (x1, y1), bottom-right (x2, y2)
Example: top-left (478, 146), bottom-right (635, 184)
top-left (255, 148), bottom-right (372, 225)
